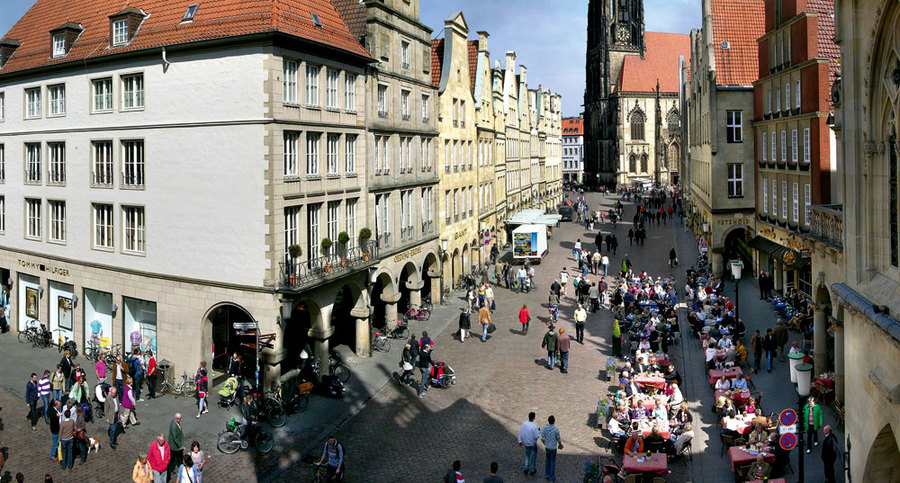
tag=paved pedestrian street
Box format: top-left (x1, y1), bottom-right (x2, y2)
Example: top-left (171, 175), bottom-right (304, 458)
top-left (0, 190), bottom-right (844, 482)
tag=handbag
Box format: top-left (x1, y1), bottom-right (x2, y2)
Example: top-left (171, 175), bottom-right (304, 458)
top-left (75, 429), bottom-right (86, 440)
top-left (402, 362), bottom-right (413, 371)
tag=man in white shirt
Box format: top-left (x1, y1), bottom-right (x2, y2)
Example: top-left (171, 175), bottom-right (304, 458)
top-left (518, 412), bottom-right (541, 475)
top-left (558, 269), bottom-right (570, 296)
top-left (601, 254), bottom-right (609, 276)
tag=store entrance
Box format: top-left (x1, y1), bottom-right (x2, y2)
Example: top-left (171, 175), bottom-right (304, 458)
top-left (205, 304), bottom-right (255, 381)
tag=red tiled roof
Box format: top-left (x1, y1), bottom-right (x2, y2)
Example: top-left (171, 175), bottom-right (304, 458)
top-left (808, 0), bottom-right (840, 87)
top-left (562, 117), bottom-right (583, 136)
top-left (431, 38), bottom-right (443, 86)
top-left (618, 32), bottom-right (691, 93)
top-left (711, 0), bottom-right (765, 86)
top-left (329, 0), bottom-right (367, 41)
top-left (467, 40), bottom-right (478, 94)
top-left (0, 0), bottom-right (371, 76)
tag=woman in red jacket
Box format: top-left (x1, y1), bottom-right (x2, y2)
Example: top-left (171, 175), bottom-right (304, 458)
top-left (519, 304), bottom-right (531, 334)
top-left (145, 351), bottom-right (158, 399)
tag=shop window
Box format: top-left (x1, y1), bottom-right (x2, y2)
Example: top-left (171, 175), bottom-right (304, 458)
top-left (123, 296), bottom-right (157, 354)
top-left (83, 288), bottom-right (113, 351)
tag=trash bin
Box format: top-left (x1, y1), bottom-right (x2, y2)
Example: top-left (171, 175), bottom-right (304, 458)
top-left (158, 359), bottom-right (173, 388)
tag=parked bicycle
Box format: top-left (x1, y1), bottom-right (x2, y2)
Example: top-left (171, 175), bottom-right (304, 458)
top-left (18, 320), bottom-right (51, 348)
top-left (326, 351), bottom-right (351, 383)
top-left (402, 305), bottom-right (431, 322)
top-left (216, 416), bottom-right (274, 454)
top-left (53, 329), bottom-right (78, 357)
top-left (84, 340), bottom-right (105, 363)
top-left (270, 381), bottom-right (310, 415)
top-left (246, 390), bottom-right (286, 428)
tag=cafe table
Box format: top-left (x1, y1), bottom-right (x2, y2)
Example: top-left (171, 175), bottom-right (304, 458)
top-left (728, 446), bottom-right (776, 471)
top-left (634, 374), bottom-right (667, 390)
top-left (623, 452), bottom-right (668, 476)
top-left (721, 413), bottom-right (756, 435)
top-left (709, 366), bottom-right (744, 385)
top-left (715, 388), bottom-right (751, 407)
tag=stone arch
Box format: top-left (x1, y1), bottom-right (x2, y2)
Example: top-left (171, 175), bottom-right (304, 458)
top-left (863, 424), bottom-right (900, 482)
top-left (722, 225), bottom-right (753, 271)
top-left (667, 141), bottom-right (680, 170)
top-left (397, 261), bottom-right (422, 314)
top-left (863, 0), bottom-right (900, 140)
top-left (371, 270), bottom-right (398, 331)
top-left (201, 302), bottom-right (256, 377)
top-left (329, 281), bottom-right (367, 355)
top-left (423, 251), bottom-right (441, 304)
top-left (451, 248), bottom-right (461, 288)
top-left (462, 243), bottom-right (471, 277)
top-left (280, 298), bottom-right (322, 379)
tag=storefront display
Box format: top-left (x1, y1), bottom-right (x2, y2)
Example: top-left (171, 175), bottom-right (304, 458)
top-left (83, 288), bottom-right (112, 351)
top-left (17, 274), bottom-right (41, 331)
top-left (124, 296), bottom-right (157, 355)
top-left (49, 281), bottom-right (75, 344)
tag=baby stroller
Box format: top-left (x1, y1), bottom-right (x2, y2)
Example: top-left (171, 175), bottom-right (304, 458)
top-left (218, 376), bottom-right (239, 408)
top-left (92, 382), bottom-right (109, 420)
top-left (428, 361), bottom-right (456, 388)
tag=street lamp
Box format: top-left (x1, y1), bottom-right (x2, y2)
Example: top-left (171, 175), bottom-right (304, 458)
top-left (438, 238), bottom-right (449, 305)
top-left (796, 362), bottom-right (813, 483)
top-left (730, 259), bottom-right (744, 321)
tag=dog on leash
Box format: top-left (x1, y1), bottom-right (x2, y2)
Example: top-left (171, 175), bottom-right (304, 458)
top-left (87, 437), bottom-right (102, 453)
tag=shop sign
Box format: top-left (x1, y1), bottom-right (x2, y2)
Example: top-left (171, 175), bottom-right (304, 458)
top-left (18, 259), bottom-right (70, 277)
top-left (452, 228), bottom-right (468, 241)
top-left (715, 218), bottom-right (751, 226)
top-left (393, 246), bottom-right (422, 263)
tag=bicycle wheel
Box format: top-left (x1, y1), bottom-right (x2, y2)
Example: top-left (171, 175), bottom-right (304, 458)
top-left (375, 338), bottom-right (390, 353)
top-left (18, 330), bottom-right (29, 344)
top-left (255, 431), bottom-right (274, 454)
top-left (217, 431), bottom-right (242, 454)
top-left (93, 406), bottom-right (104, 421)
top-left (266, 400), bottom-right (286, 428)
top-left (421, 300), bottom-right (433, 312)
top-left (421, 309), bottom-right (431, 321)
top-left (295, 394), bottom-right (309, 413)
top-left (394, 325), bottom-right (409, 341)
top-left (333, 364), bottom-right (351, 383)
top-left (172, 383), bottom-right (184, 398)
top-left (181, 381), bottom-right (196, 398)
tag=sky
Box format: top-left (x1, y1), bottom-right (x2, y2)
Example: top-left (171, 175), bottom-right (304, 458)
top-left (0, 0), bottom-right (700, 117)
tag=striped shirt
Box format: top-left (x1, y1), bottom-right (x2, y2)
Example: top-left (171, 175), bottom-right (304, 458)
top-left (540, 424), bottom-right (561, 450)
top-left (38, 376), bottom-right (51, 396)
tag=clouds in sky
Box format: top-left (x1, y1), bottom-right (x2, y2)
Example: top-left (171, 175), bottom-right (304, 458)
top-left (0, 0), bottom-right (700, 117)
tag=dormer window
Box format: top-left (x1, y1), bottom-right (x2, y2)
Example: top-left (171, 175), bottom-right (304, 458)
top-left (0, 38), bottom-right (20, 68)
top-left (52, 34), bottom-right (65, 57)
top-left (113, 19), bottom-right (128, 45)
top-left (109, 7), bottom-right (146, 47)
top-left (49, 22), bottom-right (84, 58)
top-left (183, 4), bottom-right (199, 22)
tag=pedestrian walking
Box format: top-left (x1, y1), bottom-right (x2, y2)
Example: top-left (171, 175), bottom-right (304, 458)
top-left (559, 269), bottom-right (569, 296)
top-left (74, 405), bottom-right (87, 466)
top-left (442, 460), bottom-right (464, 483)
top-left (773, 319), bottom-right (789, 362)
top-left (148, 435), bottom-right (171, 483)
top-left (104, 387), bottom-right (120, 449)
top-left (803, 396), bottom-right (824, 452)
top-left (669, 247), bottom-right (677, 267)
top-left (516, 266), bottom-right (527, 293)
top-left (132, 453), bottom-right (153, 483)
top-left (399, 343), bottom-right (415, 386)
top-left (196, 369), bottom-right (209, 419)
top-left (189, 441), bottom-right (208, 483)
top-left (49, 399), bottom-right (61, 461)
top-left (601, 254), bottom-right (609, 276)
top-left (485, 284), bottom-right (495, 312)
top-left (540, 415), bottom-right (562, 482)
top-left (763, 328), bottom-right (777, 373)
top-left (821, 425), bottom-right (841, 483)
top-left (60, 351), bottom-right (74, 392)
top-left (168, 414), bottom-right (185, 482)
top-left (574, 304), bottom-right (587, 343)
top-left (51, 365), bottom-right (65, 403)
top-left (479, 305), bottom-right (492, 343)
top-left (113, 355), bottom-right (129, 402)
top-left (317, 435), bottom-right (344, 482)
top-left (548, 290), bottom-right (559, 321)
top-left (627, 228), bottom-right (634, 246)
top-left (58, 408), bottom-right (76, 470)
top-left (458, 308), bottom-right (471, 343)
top-left (519, 304), bottom-right (531, 334)
top-left (610, 234), bottom-right (618, 254)
top-left (417, 344), bottom-right (434, 399)
top-left (750, 330), bottom-right (763, 372)
top-left (121, 377), bottom-right (139, 427)
top-left (517, 412), bottom-right (540, 475)
top-left (25, 373), bottom-right (40, 430)
top-left (541, 325), bottom-right (559, 370)
top-left (557, 328), bottom-right (571, 373)
top-left (38, 370), bottom-right (51, 424)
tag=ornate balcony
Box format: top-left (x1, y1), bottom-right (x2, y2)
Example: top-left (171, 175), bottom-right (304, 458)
top-left (808, 204), bottom-right (843, 248)
top-left (279, 241), bottom-right (377, 289)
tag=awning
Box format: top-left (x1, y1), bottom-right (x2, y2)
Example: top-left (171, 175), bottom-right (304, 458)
top-left (749, 236), bottom-right (785, 257)
top-left (505, 209), bottom-right (562, 226)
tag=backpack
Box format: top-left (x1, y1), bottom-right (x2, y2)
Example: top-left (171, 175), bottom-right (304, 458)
top-left (127, 356), bottom-right (138, 376)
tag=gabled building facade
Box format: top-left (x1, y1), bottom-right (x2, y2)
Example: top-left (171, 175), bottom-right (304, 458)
top-left (562, 117), bottom-right (585, 183)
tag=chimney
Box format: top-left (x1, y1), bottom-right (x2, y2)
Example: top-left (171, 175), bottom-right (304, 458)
top-left (477, 31), bottom-right (489, 53)
top-left (505, 51), bottom-right (516, 71)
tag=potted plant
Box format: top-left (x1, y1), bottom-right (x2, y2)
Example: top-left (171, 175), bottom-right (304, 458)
top-left (605, 357), bottom-right (618, 381)
top-left (358, 228), bottom-right (372, 261)
top-left (287, 244), bottom-right (302, 286)
top-left (338, 231), bottom-right (351, 267)
top-left (321, 237), bottom-right (334, 273)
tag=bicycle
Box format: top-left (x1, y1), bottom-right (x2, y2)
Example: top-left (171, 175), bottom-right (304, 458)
top-left (84, 339), bottom-right (104, 363)
top-left (53, 329), bottom-right (78, 357)
top-left (310, 463), bottom-right (328, 483)
top-left (216, 417), bottom-right (274, 454)
top-left (246, 390), bottom-right (286, 428)
top-left (274, 381), bottom-right (310, 415)
top-left (18, 320), bottom-right (51, 348)
top-left (373, 331), bottom-right (392, 352)
top-left (327, 352), bottom-right (351, 383)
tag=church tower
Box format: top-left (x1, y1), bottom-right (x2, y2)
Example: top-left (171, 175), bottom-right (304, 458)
top-left (584, 0), bottom-right (645, 188)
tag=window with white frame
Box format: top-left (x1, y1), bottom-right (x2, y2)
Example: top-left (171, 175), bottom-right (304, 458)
top-left (122, 205), bottom-right (145, 253)
top-left (772, 180), bottom-right (777, 216)
top-left (401, 89), bottom-right (409, 120)
top-left (122, 74), bottom-right (144, 109)
top-left (91, 141), bottom-right (113, 186)
top-left (726, 110), bottom-right (743, 143)
top-left (0, 196), bottom-right (5, 232)
top-left (326, 134), bottom-right (339, 175)
top-left (791, 130), bottom-right (798, 162)
top-left (804, 184), bottom-right (811, 226)
top-left (326, 70), bottom-right (339, 109)
top-left (795, 80), bottom-right (801, 108)
top-left (767, 90), bottom-right (772, 114)
top-left (0, 92), bottom-right (4, 120)
top-left (52, 34), bottom-right (66, 57)
top-left (784, 83), bottom-right (790, 111)
top-left (781, 130), bottom-right (787, 161)
top-left (48, 85), bottom-right (66, 116)
top-left (803, 128), bottom-right (810, 163)
top-left (344, 73), bottom-right (356, 111)
top-left (404, 189), bottom-right (413, 234)
top-left (460, 100), bottom-right (466, 127)
top-left (781, 181), bottom-right (787, 218)
top-left (763, 177), bottom-right (768, 213)
top-left (467, 187), bottom-right (473, 217)
top-left (453, 189), bottom-right (459, 219)
top-left (401, 40), bottom-right (410, 69)
top-left (0, 144), bottom-right (4, 181)
top-left (93, 203), bottom-right (113, 249)
top-left (112, 19), bottom-right (128, 45)
top-left (400, 191), bottom-right (409, 240)
top-left (776, 87), bottom-right (781, 112)
top-left (284, 131), bottom-right (299, 177)
top-left (283, 60), bottom-right (298, 104)
top-left (122, 140), bottom-right (144, 187)
top-left (792, 182), bottom-right (799, 222)
top-left (283, 206), bottom-right (300, 259)
top-left (93, 78), bottom-right (113, 112)
top-left (762, 132), bottom-right (767, 161)
top-left (326, 201), bottom-right (339, 244)
top-left (307, 203), bottom-right (320, 258)
top-left (26, 198), bottom-right (41, 239)
top-left (345, 199), bottom-right (356, 248)
top-left (305, 65), bottom-right (319, 106)
top-left (306, 133), bottom-right (320, 176)
top-left (421, 93), bottom-right (429, 122)
top-left (49, 200), bottom-right (66, 242)
top-left (26, 88), bottom-right (41, 118)
top-left (377, 84), bottom-right (387, 117)
top-left (375, 194), bottom-right (389, 242)
top-left (771, 131), bottom-right (776, 161)
top-left (443, 140), bottom-right (450, 172)
top-left (344, 134), bottom-right (356, 174)
top-left (25, 143), bottom-right (41, 183)
top-left (727, 163), bottom-right (743, 197)
top-left (48, 142), bottom-right (65, 184)
top-left (444, 190), bottom-right (451, 222)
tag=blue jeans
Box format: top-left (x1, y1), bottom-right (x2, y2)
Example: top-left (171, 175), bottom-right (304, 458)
top-left (50, 432), bottom-right (59, 458)
top-left (603, 264), bottom-right (608, 276)
top-left (41, 394), bottom-right (51, 422)
top-left (523, 445), bottom-right (537, 472)
top-left (547, 351), bottom-right (556, 369)
top-left (60, 438), bottom-right (74, 469)
top-left (133, 373), bottom-right (143, 400)
top-left (115, 380), bottom-right (124, 401)
top-left (52, 389), bottom-right (62, 403)
top-left (544, 448), bottom-right (557, 481)
top-left (108, 419), bottom-right (118, 447)
top-left (418, 367), bottom-right (429, 396)
top-left (767, 352), bottom-right (774, 371)
top-left (482, 324), bottom-right (488, 342)
top-left (517, 277), bottom-right (525, 292)
top-left (560, 351), bottom-right (569, 371)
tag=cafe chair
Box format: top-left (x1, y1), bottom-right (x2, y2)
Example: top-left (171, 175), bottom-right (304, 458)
top-left (623, 475), bottom-right (639, 483)
top-left (735, 463), bottom-right (752, 482)
top-left (647, 441), bottom-right (666, 454)
top-left (733, 438), bottom-right (746, 447)
top-left (744, 374), bottom-right (756, 391)
top-left (679, 440), bottom-right (693, 465)
top-left (720, 433), bottom-right (735, 457)
top-left (652, 478), bottom-right (667, 483)
top-left (607, 434), bottom-right (625, 453)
